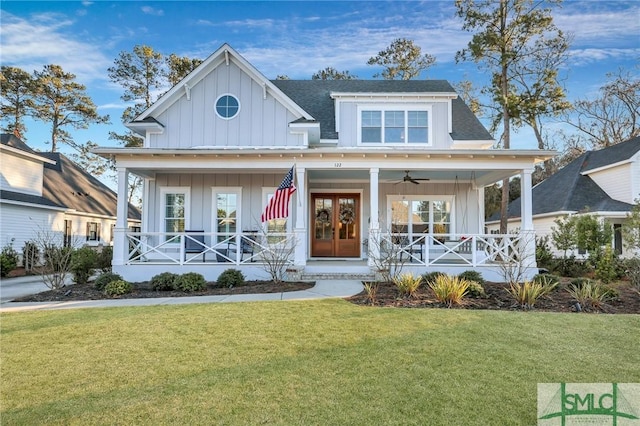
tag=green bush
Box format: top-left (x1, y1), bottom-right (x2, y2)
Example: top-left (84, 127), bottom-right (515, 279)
top-left (104, 279), bottom-right (133, 296)
top-left (21, 241), bottom-right (40, 271)
top-left (570, 277), bottom-right (597, 289)
top-left (0, 244), bottom-right (19, 277)
top-left (71, 247), bottom-right (98, 285)
top-left (216, 269), bottom-right (245, 288)
top-left (94, 272), bottom-right (123, 290)
top-left (531, 274), bottom-right (560, 294)
top-left (535, 236), bottom-right (554, 269)
top-left (458, 270), bottom-right (485, 286)
top-left (594, 246), bottom-right (617, 284)
top-left (422, 271), bottom-right (446, 285)
top-left (392, 273), bottom-right (422, 298)
top-left (551, 256), bottom-right (588, 278)
top-left (466, 280), bottom-right (486, 298)
top-left (96, 246), bottom-right (113, 273)
top-left (624, 258), bottom-right (640, 290)
top-left (150, 272), bottom-right (179, 291)
top-left (428, 275), bottom-right (470, 308)
top-left (176, 272), bottom-right (207, 292)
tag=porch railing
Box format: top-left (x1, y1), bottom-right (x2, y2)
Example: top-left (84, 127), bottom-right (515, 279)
top-left (125, 231), bottom-right (296, 266)
top-left (373, 232), bottom-right (535, 267)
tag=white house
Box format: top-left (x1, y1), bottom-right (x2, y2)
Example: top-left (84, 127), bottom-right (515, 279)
top-left (95, 44), bottom-right (553, 283)
top-left (0, 134), bottom-right (141, 257)
top-left (487, 136), bottom-right (640, 258)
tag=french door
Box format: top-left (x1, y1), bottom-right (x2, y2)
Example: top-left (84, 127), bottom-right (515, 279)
top-left (311, 193), bottom-right (360, 257)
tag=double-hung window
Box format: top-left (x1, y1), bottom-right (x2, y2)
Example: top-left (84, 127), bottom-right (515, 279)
top-left (160, 187), bottom-right (190, 243)
top-left (359, 106), bottom-right (431, 145)
top-left (86, 222), bottom-right (100, 242)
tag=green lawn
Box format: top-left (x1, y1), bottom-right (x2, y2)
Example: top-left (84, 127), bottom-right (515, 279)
top-left (2, 300), bottom-right (638, 425)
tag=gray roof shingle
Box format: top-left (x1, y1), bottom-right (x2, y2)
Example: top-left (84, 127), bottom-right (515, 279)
top-left (1, 135), bottom-right (141, 221)
top-left (492, 137), bottom-right (639, 220)
top-left (271, 80), bottom-right (492, 141)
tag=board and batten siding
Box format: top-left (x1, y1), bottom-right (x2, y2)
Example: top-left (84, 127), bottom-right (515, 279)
top-left (588, 163), bottom-right (634, 204)
top-left (0, 152), bottom-right (44, 195)
top-left (149, 173), bottom-right (294, 234)
top-left (336, 101), bottom-right (451, 148)
top-left (148, 62), bottom-right (303, 149)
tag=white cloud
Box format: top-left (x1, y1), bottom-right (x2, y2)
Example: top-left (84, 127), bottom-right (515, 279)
top-left (141, 6), bottom-right (164, 16)
top-left (0, 12), bottom-right (111, 83)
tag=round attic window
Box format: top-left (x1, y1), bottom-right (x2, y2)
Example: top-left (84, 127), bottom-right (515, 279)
top-left (215, 94), bottom-right (240, 119)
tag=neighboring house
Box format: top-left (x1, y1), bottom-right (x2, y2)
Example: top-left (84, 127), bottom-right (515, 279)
top-left (95, 43), bottom-right (553, 282)
top-left (0, 134), bottom-right (141, 258)
top-left (487, 136), bottom-right (640, 258)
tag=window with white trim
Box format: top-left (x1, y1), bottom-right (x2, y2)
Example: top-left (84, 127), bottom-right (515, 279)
top-left (86, 222), bottom-right (100, 242)
top-left (388, 196), bottom-right (453, 237)
top-left (359, 106), bottom-right (431, 145)
top-left (160, 187), bottom-right (190, 243)
top-left (212, 188), bottom-right (242, 243)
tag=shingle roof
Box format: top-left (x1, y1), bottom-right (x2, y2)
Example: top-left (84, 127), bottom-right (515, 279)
top-left (0, 190), bottom-right (64, 209)
top-left (491, 138), bottom-right (639, 220)
top-left (39, 152), bottom-right (141, 220)
top-left (271, 80), bottom-right (492, 141)
top-left (0, 134), bottom-right (141, 221)
top-left (581, 136), bottom-right (640, 172)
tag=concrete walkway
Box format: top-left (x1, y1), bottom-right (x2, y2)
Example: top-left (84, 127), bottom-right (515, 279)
top-left (0, 276), bottom-right (364, 312)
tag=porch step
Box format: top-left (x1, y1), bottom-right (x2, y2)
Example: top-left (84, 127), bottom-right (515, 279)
top-left (300, 272), bottom-right (376, 281)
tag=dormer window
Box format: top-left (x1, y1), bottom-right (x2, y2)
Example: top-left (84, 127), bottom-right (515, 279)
top-left (358, 105), bottom-right (431, 145)
top-left (215, 94), bottom-right (240, 119)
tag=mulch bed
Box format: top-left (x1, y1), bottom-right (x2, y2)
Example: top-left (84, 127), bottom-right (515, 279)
top-left (13, 281), bottom-right (315, 303)
top-left (347, 281), bottom-right (640, 314)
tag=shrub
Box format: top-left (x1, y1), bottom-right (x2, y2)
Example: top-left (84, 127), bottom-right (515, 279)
top-left (94, 272), bottom-right (123, 290)
top-left (466, 280), bottom-right (486, 298)
top-left (0, 244), bottom-right (19, 277)
top-left (594, 246), bottom-right (617, 284)
top-left (392, 273), bottom-right (422, 298)
top-left (176, 272), bottom-right (207, 292)
top-left (535, 236), bottom-right (554, 269)
top-left (531, 274), bottom-right (560, 294)
top-left (216, 269), bottom-right (245, 288)
top-left (22, 241), bottom-right (40, 271)
top-left (570, 277), bottom-right (597, 289)
top-left (507, 281), bottom-right (547, 310)
top-left (458, 270), bottom-right (485, 285)
top-left (551, 256), bottom-right (587, 278)
top-left (429, 275), bottom-right (470, 308)
top-left (624, 257), bottom-right (640, 290)
top-left (70, 247), bottom-right (98, 285)
top-left (422, 271), bottom-right (446, 285)
top-left (567, 281), bottom-right (616, 311)
top-left (150, 272), bottom-right (179, 291)
top-left (362, 281), bottom-right (379, 305)
top-left (104, 279), bottom-right (132, 296)
top-left (96, 246), bottom-right (113, 273)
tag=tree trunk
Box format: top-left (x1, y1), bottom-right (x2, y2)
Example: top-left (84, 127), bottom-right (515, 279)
top-left (499, 0), bottom-right (510, 234)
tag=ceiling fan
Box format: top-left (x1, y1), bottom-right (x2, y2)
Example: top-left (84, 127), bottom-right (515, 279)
top-left (396, 170), bottom-right (430, 185)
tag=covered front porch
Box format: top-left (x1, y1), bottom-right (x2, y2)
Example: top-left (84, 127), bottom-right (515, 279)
top-left (102, 147), bottom-right (550, 282)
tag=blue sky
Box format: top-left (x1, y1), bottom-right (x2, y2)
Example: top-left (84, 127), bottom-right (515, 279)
top-left (1, 0), bottom-right (639, 155)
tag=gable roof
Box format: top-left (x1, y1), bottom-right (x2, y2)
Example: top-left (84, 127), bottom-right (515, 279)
top-left (39, 152), bottom-right (141, 220)
top-left (133, 43), bottom-right (313, 127)
top-left (271, 79), bottom-right (493, 142)
top-left (0, 134), bottom-right (141, 220)
top-left (491, 139), bottom-right (639, 221)
top-left (581, 136), bottom-right (640, 172)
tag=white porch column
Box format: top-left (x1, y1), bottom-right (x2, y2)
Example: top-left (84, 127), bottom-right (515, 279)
top-left (520, 168), bottom-right (534, 231)
top-left (368, 168), bottom-right (380, 266)
top-left (112, 167), bottom-right (129, 266)
top-left (520, 168), bottom-right (536, 269)
top-left (294, 166), bottom-right (306, 266)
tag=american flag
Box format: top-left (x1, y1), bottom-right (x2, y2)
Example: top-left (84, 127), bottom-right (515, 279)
top-left (261, 166), bottom-right (297, 222)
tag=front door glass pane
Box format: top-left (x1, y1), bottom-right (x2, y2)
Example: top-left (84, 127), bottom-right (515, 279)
top-left (338, 198), bottom-right (357, 240)
top-left (315, 198), bottom-right (332, 240)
